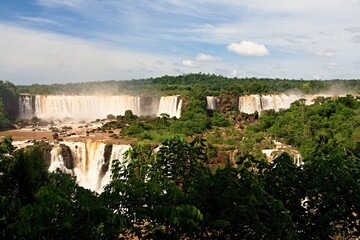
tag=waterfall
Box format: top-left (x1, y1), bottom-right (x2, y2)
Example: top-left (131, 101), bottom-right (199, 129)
top-left (33, 95), bottom-right (143, 120)
top-left (278, 94), bottom-right (301, 109)
top-left (206, 96), bottom-right (217, 110)
top-left (19, 94), bottom-right (34, 119)
top-left (19, 95), bottom-right (182, 120)
top-left (49, 145), bottom-right (73, 174)
top-left (100, 144), bottom-right (131, 190)
top-left (238, 94), bottom-right (320, 114)
top-left (48, 140), bottom-right (131, 193)
top-left (158, 95), bottom-right (182, 119)
top-left (238, 95), bottom-right (262, 114)
top-left (260, 95), bottom-right (278, 112)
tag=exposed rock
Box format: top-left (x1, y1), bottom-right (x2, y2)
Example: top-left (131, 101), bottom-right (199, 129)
top-left (60, 144), bottom-right (75, 169)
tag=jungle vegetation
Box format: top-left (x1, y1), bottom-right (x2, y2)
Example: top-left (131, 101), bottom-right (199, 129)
top-left (1, 94), bottom-right (360, 239)
top-left (1, 75), bottom-right (360, 239)
top-left (16, 73), bottom-right (360, 96)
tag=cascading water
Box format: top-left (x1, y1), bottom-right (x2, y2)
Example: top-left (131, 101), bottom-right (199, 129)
top-left (34, 95), bottom-right (142, 120)
top-left (206, 96), bottom-right (217, 110)
top-left (49, 145), bottom-right (74, 174)
top-left (18, 95), bottom-right (182, 120)
top-left (100, 144), bottom-right (131, 190)
top-left (238, 94), bottom-right (332, 114)
top-left (239, 95), bottom-right (262, 114)
top-left (49, 140), bottom-right (131, 193)
top-left (19, 94), bottom-right (34, 119)
top-left (158, 95), bottom-right (182, 119)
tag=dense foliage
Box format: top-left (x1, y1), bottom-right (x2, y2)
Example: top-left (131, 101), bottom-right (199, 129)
top-left (17, 73), bottom-right (360, 95)
top-left (0, 81), bottom-right (18, 130)
top-left (1, 132), bottom-right (360, 239)
top-left (252, 96), bottom-right (360, 160)
top-left (1, 75), bottom-right (360, 239)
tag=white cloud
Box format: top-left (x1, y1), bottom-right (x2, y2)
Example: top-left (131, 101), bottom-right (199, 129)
top-left (195, 53), bottom-right (216, 62)
top-left (227, 41), bottom-right (269, 56)
top-left (229, 70), bottom-right (237, 76)
top-left (325, 62), bottom-right (339, 69)
top-left (181, 60), bottom-right (198, 68)
top-left (2, 0), bottom-right (360, 82)
top-left (315, 51), bottom-right (335, 57)
top-left (0, 23), bottom-right (175, 84)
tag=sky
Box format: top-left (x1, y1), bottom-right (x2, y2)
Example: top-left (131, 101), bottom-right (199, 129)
top-left (0, 0), bottom-right (360, 85)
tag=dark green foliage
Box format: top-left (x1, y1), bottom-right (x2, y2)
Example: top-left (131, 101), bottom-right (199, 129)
top-left (0, 81), bottom-right (19, 130)
top-left (123, 121), bottom-right (148, 135)
top-left (102, 137), bottom-right (297, 239)
top-left (0, 138), bottom-right (120, 239)
top-left (11, 146), bottom-right (48, 204)
top-left (0, 139), bottom-right (49, 238)
top-left (255, 96), bottom-right (360, 161)
top-left (17, 73), bottom-right (360, 96)
top-left (1, 131), bottom-right (360, 239)
top-left (0, 99), bottom-right (11, 130)
top-left (124, 109), bottom-right (137, 120)
top-left (172, 96), bottom-right (211, 135)
top-left (15, 171), bottom-right (119, 240)
top-left (301, 157), bottom-right (360, 239)
top-left (0, 81), bottom-right (19, 118)
top-left (211, 111), bottom-right (231, 127)
top-left (1, 77), bottom-right (360, 239)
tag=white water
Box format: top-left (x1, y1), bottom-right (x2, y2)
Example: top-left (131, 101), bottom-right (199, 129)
top-left (262, 140), bottom-right (303, 166)
top-left (49, 145), bottom-right (73, 174)
top-left (158, 95), bottom-right (182, 119)
top-left (19, 95), bottom-right (182, 120)
top-left (239, 95), bottom-right (262, 114)
top-left (49, 140), bottom-right (131, 192)
top-left (19, 95), bottom-right (33, 119)
top-left (34, 95), bottom-right (142, 120)
top-left (100, 144), bottom-right (131, 190)
top-left (239, 94), bottom-right (333, 114)
top-left (206, 96), bottom-right (217, 110)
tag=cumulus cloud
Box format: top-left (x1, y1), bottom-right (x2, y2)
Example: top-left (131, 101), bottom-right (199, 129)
top-left (195, 53), bottom-right (217, 62)
top-left (227, 41), bottom-right (269, 56)
top-left (181, 60), bottom-right (198, 68)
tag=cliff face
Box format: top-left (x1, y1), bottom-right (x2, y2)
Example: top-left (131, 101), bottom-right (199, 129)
top-left (217, 94), bottom-right (239, 113)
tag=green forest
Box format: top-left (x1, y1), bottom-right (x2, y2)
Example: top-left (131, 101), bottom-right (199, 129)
top-left (1, 74), bottom-right (360, 239)
top-left (17, 73), bottom-right (360, 96)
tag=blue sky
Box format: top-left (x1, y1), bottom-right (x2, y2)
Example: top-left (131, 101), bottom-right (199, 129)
top-left (0, 0), bottom-right (359, 85)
